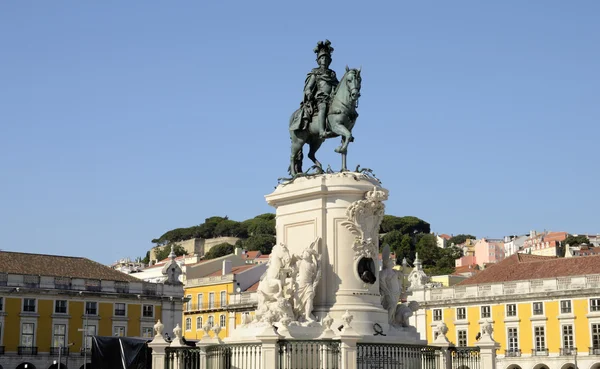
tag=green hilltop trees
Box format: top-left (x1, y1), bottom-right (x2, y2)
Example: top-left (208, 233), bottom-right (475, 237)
top-left (148, 213), bottom-right (468, 276)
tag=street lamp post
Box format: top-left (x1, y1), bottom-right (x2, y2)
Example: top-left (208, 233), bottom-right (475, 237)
top-left (78, 303), bottom-right (90, 369)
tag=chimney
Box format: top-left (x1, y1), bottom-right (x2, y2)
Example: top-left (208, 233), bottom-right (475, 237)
top-left (222, 260), bottom-right (232, 276)
top-left (234, 247), bottom-right (243, 256)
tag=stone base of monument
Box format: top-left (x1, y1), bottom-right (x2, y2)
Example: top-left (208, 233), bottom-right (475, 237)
top-left (226, 173), bottom-right (423, 345)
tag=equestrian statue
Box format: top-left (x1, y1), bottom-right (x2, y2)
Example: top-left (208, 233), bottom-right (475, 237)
top-left (289, 40), bottom-right (362, 176)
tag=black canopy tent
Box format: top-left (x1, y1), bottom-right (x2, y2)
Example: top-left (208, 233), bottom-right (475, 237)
top-left (91, 336), bottom-right (152, 369)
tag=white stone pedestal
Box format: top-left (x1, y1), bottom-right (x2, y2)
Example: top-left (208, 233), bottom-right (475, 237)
top-left (265, 173), bottom-right (391, 339)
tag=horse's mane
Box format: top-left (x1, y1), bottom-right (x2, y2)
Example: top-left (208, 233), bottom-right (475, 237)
top-left (333, 68), bottom-right (358, 96)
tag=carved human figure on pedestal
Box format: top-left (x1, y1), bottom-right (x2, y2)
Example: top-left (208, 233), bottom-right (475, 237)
top-left (379, 244), bottom-right (401, 324)
top-left (254, 239), bottom-right (322, 326)
top-left (257, 243), bottom-right (291, 303)
top-left (293, 238), bottom-right (322, 323)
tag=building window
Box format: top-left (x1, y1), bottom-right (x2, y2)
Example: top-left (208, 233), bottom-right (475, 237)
top-left (0, 296), bottom-right (4, 311)
top-left (143, 304), bottom-right (154, 318)
top-left (21, 323), bottom-right (35, 347)
top-left (560, 300), bottom-right (572, 314)
top-left (23, 298), bottom-right (36, 312)
top-left (142, 327), bottom-right (153, 338)
top-left (197, 293), bottom-right (203, 308)
top-left (456, 307), bottom-right (466, 320)
top-left (533, 302), bottom-right (544, 315)
top-left (185, 318), bottom-right (191, 331)
top-left (220, 314), bottom-right (226, 328)
top-left (208, 315), bottom-right (214, 327)
top-left (481, 306), bottom-right (491, 319)
top-left (457, 330), bottom-right (467, 347)
top-left (85, 301), bottom-right (97, 315)
top-left (592, 324), bottom-right (600, 349)
top-left (113, 326), bottom-right (125, 337)
top-left (433, 309), bottom-right (442, 321)
top-left (562, 325), bottom-right (574, 349)
top-left (220, 291), bottom-right (227, 307)
top-left (534, 326), bottom-right (546, 351)
top-left (209, 293), bottom-right (215, 309)
top-left (506, 304), bottom-right (517, 317)
top-left (186, 294), bottom-right (192, 311)
top-left (53, 324), bottom-right (66, 347)
top-left (591, 298), bottom-right (600, 312)
top-left (55, 300), bottom-right (67, 314)
top-left (197, 316), bottom-right (203, 330)
top-left (507, 327), bottom-right (519, 352)
top-left (114, 303), bottom-right (126, 316)
top-left (84, 325), bottom-right (96, 351)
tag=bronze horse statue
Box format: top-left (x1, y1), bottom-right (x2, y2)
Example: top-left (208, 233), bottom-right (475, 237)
top-left (288, 67), bottom-right (362, 176)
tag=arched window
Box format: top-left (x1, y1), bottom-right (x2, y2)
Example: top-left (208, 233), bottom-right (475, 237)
top-left (220, 314), bottom-right (226, 328)
top-left (185, 318), bottom-right (191, 331)
top-left (196, 316), bottom-right (203, 330)
top-left (208, 315), bottom-right (214, 327)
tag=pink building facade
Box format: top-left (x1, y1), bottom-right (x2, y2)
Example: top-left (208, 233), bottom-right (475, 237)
top-left (455, 255), bottom-right (476, 267)
top-left (474, 238), bottom-right (505, 267)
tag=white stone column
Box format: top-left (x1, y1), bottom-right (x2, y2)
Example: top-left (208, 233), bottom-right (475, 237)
top-left (148, 320), bottom-right (170, 369)
top-left (430, 322), bottom-right (454, 369)
top-left (476, 321), bottom-right (500, 369)
top-left (265, 174), bottom-right (390, 337)
top-left (338, 331), bottom-right (360, 369)
top-left (256, 325), bottom-right (280, 369)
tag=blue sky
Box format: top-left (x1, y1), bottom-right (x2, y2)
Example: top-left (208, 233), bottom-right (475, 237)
top-left (1, 1), bottom-right (598, 264)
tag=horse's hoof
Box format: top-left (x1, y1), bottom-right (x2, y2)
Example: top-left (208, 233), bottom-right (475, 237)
top-left (349, 136), bottom-right (355, 143)
top-left (334, 147), bottom-right (342, 153)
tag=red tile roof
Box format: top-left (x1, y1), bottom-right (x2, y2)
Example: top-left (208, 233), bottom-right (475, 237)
top-left (205, 265), bottom-right (255, 277)
top-left (440, 234), bottom-right (452, 240)
top-left (0, 251), bottom-right (141, 282)
top-left (458, 253), bottom-right (600, 285)
top-left (245, 281), bottom-right (260, 292)
top-left (453, 265), bottom-right (480, 276)
top-left (244, 251), bottom-right (261, 260)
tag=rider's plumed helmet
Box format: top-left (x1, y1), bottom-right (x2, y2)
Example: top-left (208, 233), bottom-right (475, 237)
top-left (314, 40), bottom-right (334, 60)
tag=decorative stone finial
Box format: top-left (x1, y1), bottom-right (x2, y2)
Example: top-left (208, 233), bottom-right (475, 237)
top-left (154, 320), bottom-right (164, 337)
top-left (322, 313), bottom-right (334, 331)
top-left (436, 322), bottom-right (448, 336)
top-left (482, 320), bottom-right (493, 336)
top-left (212, 325), bottom-right (222, 336)
top-left (173, 324), bottom-right (182, 340)
top-left (202, 323), bottom-right (211, 337)
top-left (341, 310), bottom-right (353, 328)
top-left (402, 257), bottom-right (408, 268)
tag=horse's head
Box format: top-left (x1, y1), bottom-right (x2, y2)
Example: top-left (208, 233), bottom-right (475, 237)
top-left (344, 65), bottom-right (362, 101)
top-left (272, 243), bottom-right (291, 265)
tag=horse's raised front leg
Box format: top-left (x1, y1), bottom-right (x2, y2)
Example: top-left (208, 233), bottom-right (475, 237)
top-left (328, 114), bottom-right (353, 154)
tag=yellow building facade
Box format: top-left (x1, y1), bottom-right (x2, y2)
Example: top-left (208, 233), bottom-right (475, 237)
top-left (0, 251), bottom-right (182, 369)
top-left (413, 253), bottom-right (600, 369)
top-left (183, 263), bottom-right (265, 341)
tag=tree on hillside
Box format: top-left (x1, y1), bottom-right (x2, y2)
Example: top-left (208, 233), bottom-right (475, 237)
top-left (242, 214), bottom-right (276, 236)
top-left (141, 251), bottom-right (150, 265)
top-left (196, 216), bottom-right (229, 239)
top-left (154, 244), bottom-right (188, 261)
top-left (379, 215), bottom-right (430, 235)
top-left (238, 234), bottom-right (276, 255)
top-left (447, 234), bottom-right (476, 246)
top-left (564, 235), bottom-right (591, 246)
top-left (214, 220), bottom-right (247, 238)
top-left (204, 243), bottom-right (235, 260)
top-left (381, 230), bottom-right (415, 262)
